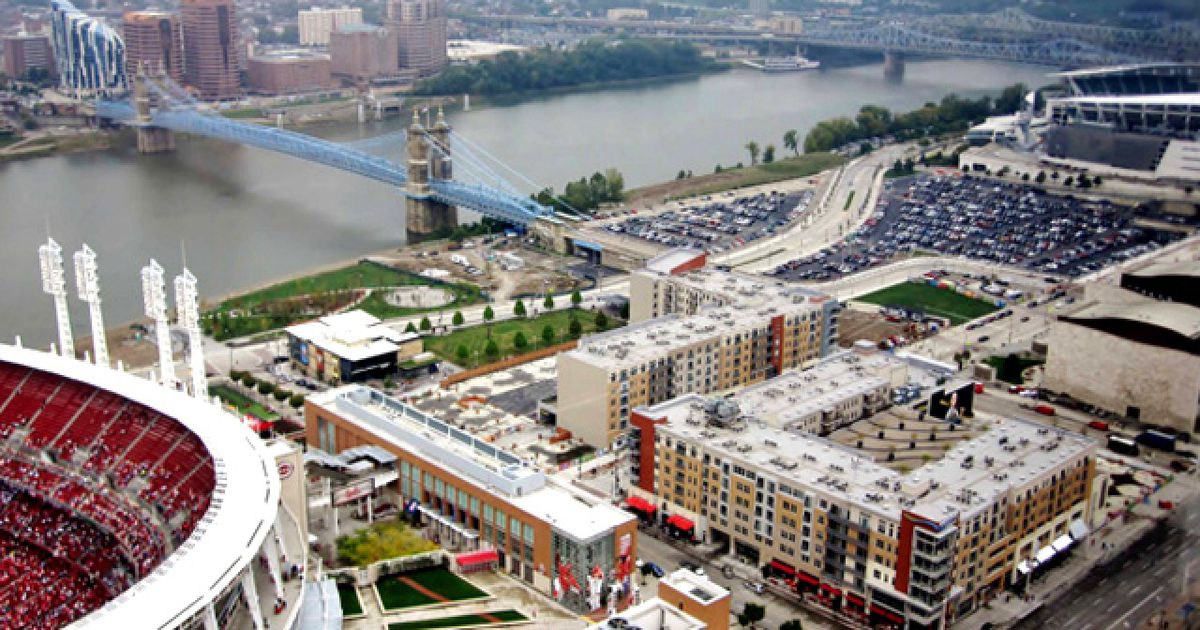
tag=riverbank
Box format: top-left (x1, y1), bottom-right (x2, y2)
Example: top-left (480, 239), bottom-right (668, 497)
top-left (623, 151), bottom-right (846, 206)
top-left (0, 130), bottom-right (112, 162)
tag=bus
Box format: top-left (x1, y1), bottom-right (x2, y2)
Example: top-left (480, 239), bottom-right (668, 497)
top-left (1107, 435), bottom-right (1140, 457)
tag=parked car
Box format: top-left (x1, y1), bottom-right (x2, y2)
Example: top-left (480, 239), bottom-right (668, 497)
top-left (1087, 420), bottom-right (1110, 432)
top-left (744, 581), bottom-right (765, 594)
top-left (679, 561), bottom-right (705, 576)
top-left (1034, 404), bottom-right (1056, 416)
top-left (642, 562), bottom-right (665, 578)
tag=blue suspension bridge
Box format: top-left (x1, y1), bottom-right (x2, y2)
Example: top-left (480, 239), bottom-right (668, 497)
top-left (97, 73), bottom-right (558, 234)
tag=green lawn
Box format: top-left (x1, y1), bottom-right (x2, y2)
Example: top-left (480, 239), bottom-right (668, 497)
top-left (666, 152), bottom-right (845, 200)
top-left (387, 610), bottom-right (526, 630)
top-left (338, 584), bottom-right (364, 617)
top-left (424, 309), bottom-right (619, 368)
top-left (203, 260), bottom-right (483, 341)
top-left (211, 384), bottom-right (279, 421)
top-left (223, 108), bottom-right (265, 119)
top-left (985, 355), bottom-right (1045, 385)
top-left (858, 282), bottom-right (999, 326)
top-left (375, 568), bottom-right (488, 611)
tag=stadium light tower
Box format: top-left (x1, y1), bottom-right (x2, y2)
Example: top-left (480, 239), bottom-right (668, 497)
top-left (39, 238), bottom-right (74, 358)
top-left (73, 244), bottom-right (109, 368)
top-left (142, 259), bottom-right (176, 387)
top-left (174, 268), bottom-right (208, 400)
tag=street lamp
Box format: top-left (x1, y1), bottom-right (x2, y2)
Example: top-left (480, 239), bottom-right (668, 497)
top-left (39, 238), bottom-right (74, 358)
top-left (141, 259), bottom-right (176, 387)
top-left (73, 244), bottom-right (109, 367)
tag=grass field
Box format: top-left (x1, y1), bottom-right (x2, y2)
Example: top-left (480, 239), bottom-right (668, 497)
top-left (424, 309), bottom-right (618, 368)
top-left (338, 584), bottom-right (364, 617)
top-left (211, 384), bottom-right (279, 422)
top-left (203, 260), bottom-right (483, 341)
top-left (858, 282), bottom-right (998, 326)
top-left (375, 568), bottom-right (489, 612)
top-left (623, 152), bottom-right (845, 206)
top-left (387, 610), bottom-right (526, 630)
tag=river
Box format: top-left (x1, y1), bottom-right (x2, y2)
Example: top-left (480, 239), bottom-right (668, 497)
top-left (0, 59), bottom-right (1052, 346)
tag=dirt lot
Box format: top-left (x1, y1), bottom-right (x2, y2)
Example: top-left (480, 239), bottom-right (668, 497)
top-left (836, 309), bottom-right (912, 348)
top-left (379, 239), bottom-right (584, 302)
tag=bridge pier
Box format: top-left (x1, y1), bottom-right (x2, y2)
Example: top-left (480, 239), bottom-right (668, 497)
top-left (883, 51), bottom-right (905, 80)
top-left (133, 64), bottom-right (175, 154)
top-left (405, 109), bottom-right (457, 240)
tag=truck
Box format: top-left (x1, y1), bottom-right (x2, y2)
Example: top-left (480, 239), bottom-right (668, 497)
top-left (1107, 435), bottom-right (1140, 457)
top-left (1136, 430), bottom-right (1176, 453)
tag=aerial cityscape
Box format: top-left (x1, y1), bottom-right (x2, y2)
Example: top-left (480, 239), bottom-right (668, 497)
top-left (0, 0), bottom-right (1198, 628)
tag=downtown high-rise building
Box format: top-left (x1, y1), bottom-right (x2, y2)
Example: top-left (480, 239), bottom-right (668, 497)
top-left (297, 7), bottom-right (363, 46)
top-left (386, 0), bottom-right (447, 76)
top-left (180, 0), bottom-right (240, 101)
top-left (121, 11), bottom-right (184, 85)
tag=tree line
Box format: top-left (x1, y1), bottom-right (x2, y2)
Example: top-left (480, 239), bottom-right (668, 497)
top-left (534, 168), bottom-right (624, 214)
top-left (413, 40), bottom-right (715, 97)
top-left (802, 84), bottom-right (1028, 154)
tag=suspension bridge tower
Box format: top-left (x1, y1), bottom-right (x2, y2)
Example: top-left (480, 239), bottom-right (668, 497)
top-left (405, 108), bottom-right (457, 239)
top-left (132, 63), bottom-right (176, 154)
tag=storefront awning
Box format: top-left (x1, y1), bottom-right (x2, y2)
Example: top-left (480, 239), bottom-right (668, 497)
top-left (1035, 546), bottom-right (1056, 564)
top-left (846, 593), bottom-right (866, 606)
top-left (819, 583), bottom-right (842, 597)
top-left (768, 560), bottom-right (795, 575)
top-left (666, 514), bottom-right (694, 530)
top-left (456, 549), bottom-right (499, 567)
top-left (795, 572), bottom-right (819, 586)
top-left (871, 605), bottom-right (905, 624)
top-left (625, 496), bottom-right (656, 514)
top-left (1069, 518), bottom-right (1091, 540)
top-left (1052, 534), bottom-right (1074, 553)
top-left (418, 505), bottom-right (479, 539)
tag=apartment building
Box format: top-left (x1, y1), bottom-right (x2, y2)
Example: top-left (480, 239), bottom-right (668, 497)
top-left (385, 0), bottom-right (447, 75)
top-left (180, 0), bottom-right (240, 100)
top-left (630, 390), bottom-right (1097, 629)
top-left (297, 7), bottom-right (362, 46)
top-left (557, 251), bottom-right (840, 449)
top-left (306, 385), bottom-right (638, 613)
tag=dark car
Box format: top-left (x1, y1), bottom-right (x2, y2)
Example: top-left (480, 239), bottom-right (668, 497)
top-left (641, 562), bottom-right (665, 578)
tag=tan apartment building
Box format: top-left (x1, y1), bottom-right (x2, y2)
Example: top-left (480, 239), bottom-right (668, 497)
top-left (329, 23), bottom-right (399, 82)
top-left (297, 7), bottom-right (362, 46)
top-left (180, 0), bottom-right (240, 100)
top-left (630, 389), bottom-right (1097, 630)
top-left (306, 385), bottom-right (638, 614)
top-left (556, 250), bottom-right (841, 449)
top-left (385, 0), bottom-right (447, 75)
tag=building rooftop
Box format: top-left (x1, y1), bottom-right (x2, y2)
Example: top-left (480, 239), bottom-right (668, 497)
top-left (1125, 259), bottom-right (1200, 280)
top-left (1053, 93), bottom-right (1200, 107)
top-left (660, 568), bottom-right (729, 606)
top-left (644, 248), bottom-right (706, 275)
top-left (588, 598), bottom-right (707, 630)
top-left (250, 48), bottom-right (331, 62)
top-left (309, 386), bottom-right (633, 541)
top-left (1052, 62), bottom-right (1200, 79)
top-left (287, 309), bottom-right (418, 362)
top-left (643, 385), bottom-right (1095, 522)
top-left (643, 265), bottom-right (831, 311)
top-left (1063, 290), bottom-right (1200, 340)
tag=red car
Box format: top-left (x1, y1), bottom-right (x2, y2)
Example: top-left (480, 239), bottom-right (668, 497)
top-left (1034, 404), bottom-right (1056, 416)
top-left (1158, 500), bottom-right (1175, 510)
top-left (1088, 421), bottom-right (1110, 432)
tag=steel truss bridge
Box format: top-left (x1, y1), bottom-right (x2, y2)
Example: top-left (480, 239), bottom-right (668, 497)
top-left (97, 85), bottom-right (553, 227)
top-left (469, 8), bottom-right (1199, 66)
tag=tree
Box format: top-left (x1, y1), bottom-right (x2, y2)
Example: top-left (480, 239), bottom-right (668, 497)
top-left (513, 331), bottom-right (529, 351)
top-left (404, 321), bottom-right (418, 333)
top-left (1093, 176), bottom-right (1103, 186)
top-left (745, 141), bottom-right (760, 166)
top-left (273, 389), bottom-right (290, 401)
top-left (483, 305), bottom-right (495, 322)
top-left (456, 344), bottom-right (470, 362)
top-left (780, 621), bottom-right (804, 630)
top-left (514, 300), bottom-right (527, 318)
top-left (541, 324), bottom-right (555, 346)
top-left (595, 310), bottom-right (609, 330)
top-left (452, 311), bottom-right (464, 326)
top-left (241, 373), bottom-right (257, 388)
top-left (677, 170), bottom-right (687, 180)
top-left (738, 603), bottom-right (766, 628)
top-left (419, 316), bottom-right (432, 331)
top-left (289, 394), bottom-right (304, 408)
top-left (257, 381), bottom-right (275, 396)
top-left (1035, 171), bottom-right (1046, 184)
top-left (568, 317), bottom-right (583, 338)
top-left (484, 339), bottom-right (500, 359)
top-left (783, 129), bottom-right (799, 156)
top-left (570, 290), bottom-right (582, 308)
top-left (543, 294), bottom-right (554, 309)
top-left (762, 144), bottom-right (776, 164)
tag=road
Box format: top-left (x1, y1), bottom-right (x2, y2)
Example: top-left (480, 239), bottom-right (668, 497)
top-left (1015, 497), bottom-right (1200, 630)
top-left (635, 532), bottom-right (832, 630)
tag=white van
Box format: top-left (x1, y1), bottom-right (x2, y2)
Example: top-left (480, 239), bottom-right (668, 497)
top-left (449, 254), bottom-right (469, 266)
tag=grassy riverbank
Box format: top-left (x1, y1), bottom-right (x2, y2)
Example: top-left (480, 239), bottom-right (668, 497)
top-left (624, 152), bottom-right (846, 206)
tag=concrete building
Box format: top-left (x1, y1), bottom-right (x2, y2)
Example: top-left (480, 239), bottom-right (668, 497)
top-left (2, 34), bottom-right (54, 79)
top-left (329, 23), bottom-right (399, 82)
top-left (305, 385), bottom-right (639, 613)
top-left (246, 48), bottom-right (332, 94)
top-left (631, 386), bottom-right (1097, 628)
top-left (558, 250), bottom-right (841, 449)
top-left (121, 11), bottom-right (183, 84)
top-left (606, 8), bottom-right (649, 20)
top-left (1044, 270), bottom-right (1200, 433)
top-left (286, 310), bottom-right (424, 384)
top-left (297, 7), bottom-right (362, 46)
top-left (386, 0), bottom-right (447, 76)
top-left (180, 0), bottom-right (240, 101)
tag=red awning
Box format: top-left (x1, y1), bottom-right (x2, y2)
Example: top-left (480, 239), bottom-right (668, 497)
top-left (846, 593), bottom-right (865, 606)
top-left (625, 496), bottom-right (656, 514)
top-left (666, 514), bottom-right (695, 530)
top-left (245, 416), bottom-right (274, 433)
top-left (819, 583), bottom-right (842, 596)
top-left (455, 549), bottom-right (499, 567)
top-left (871, 605), bottom-right (905, 624)
top-left (768, 560), bottom-right (796, 575)
top-left (795, 572), bottom-right (819, 586)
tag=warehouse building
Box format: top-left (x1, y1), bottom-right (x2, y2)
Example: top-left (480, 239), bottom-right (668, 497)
top-left (286, 310), bottom-right (424, 384)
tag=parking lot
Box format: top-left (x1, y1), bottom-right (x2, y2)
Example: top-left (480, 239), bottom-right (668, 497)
top-left (599, 189), bottom-right (811, 254)
top-left (771, 174), bottom-right (1194, 281)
